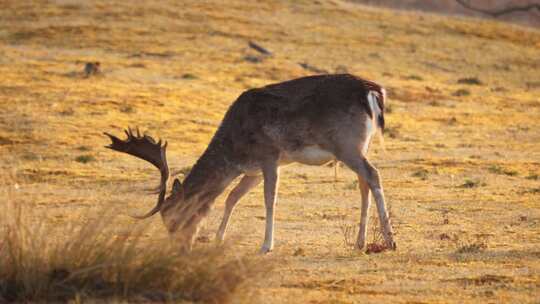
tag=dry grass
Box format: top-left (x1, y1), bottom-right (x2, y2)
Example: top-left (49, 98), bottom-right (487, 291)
top-left (0, 196), bottom-right (266, 303)
top-left (1, 0), bottom-right (539, 303)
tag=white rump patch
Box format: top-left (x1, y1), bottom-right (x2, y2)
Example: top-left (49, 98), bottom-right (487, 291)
top-left (363, 91), bottom-right (383, 154)
top-left (367, 90), bottom-right (381, 134)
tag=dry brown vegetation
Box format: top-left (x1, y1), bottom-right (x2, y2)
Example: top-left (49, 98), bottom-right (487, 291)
top-left (0, 185), bottom-right (266, 303)
top-left (1, 0), bottom-right (539, 303)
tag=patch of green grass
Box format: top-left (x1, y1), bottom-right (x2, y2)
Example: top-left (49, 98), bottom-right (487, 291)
top-left (412, 169), bottom-right (429, 180)
top-left (181, 73), bottom-right (198, 80)
top-left (525, 187), bottom-right (540, 194)
top-left (526, 173), bottom-right (539, 180)
top-left (488, 165), bottom-right (518, 176)
top-left (20, 152), bottom-right (41, 161)
top-left (404, 74), bottom-right (423, 81)
top-left (452, 234), bottom-right (489, 255)
top-left (460, 178), bottom-right (481, 188)
top-left (76, 145), bottom-right (91, 152)
top-left (455, 241), bottom-right (488, 254)
top-left (75, 155), bottom-right (96, 164)
top-left (457, 77), bottom-right (483, 85)
top-left (452, 89), bottom-right (470, 97)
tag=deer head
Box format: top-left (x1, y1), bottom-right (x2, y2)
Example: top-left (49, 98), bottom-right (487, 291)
top-left (104, 128), bottom-right (190, 234)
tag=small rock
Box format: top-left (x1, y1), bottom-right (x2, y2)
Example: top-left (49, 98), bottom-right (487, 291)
top-left (84, 62), bottom-right (100, 77)
top-left (457, 77), bottom-right (482, 85)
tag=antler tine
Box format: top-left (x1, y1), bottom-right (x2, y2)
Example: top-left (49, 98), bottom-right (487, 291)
top-left (104, 128), bottom-right (170, 220)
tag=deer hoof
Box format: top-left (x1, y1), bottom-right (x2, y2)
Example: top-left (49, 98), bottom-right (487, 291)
top-left (259, 246), bottom-right (273, 254)
top-left (354, 242), bottom-right (366, 251)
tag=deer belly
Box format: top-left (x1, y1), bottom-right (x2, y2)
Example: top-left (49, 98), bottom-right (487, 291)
top-left (285, 146), bottom-right (335, 166)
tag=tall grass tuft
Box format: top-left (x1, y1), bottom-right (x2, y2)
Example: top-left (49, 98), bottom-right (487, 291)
top-left (0, 200), bottom-right (267, 303)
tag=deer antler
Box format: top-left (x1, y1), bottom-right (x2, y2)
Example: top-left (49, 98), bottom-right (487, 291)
top-left (104, 127), bottom-right (169, 219)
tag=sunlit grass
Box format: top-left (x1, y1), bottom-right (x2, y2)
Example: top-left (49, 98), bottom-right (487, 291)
top-left (0, 0), bottom-right (539, 303)
top-left (0, 198), bottom-right (267, 303)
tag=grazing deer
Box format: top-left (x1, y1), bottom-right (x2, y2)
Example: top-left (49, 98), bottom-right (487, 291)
top-left (105, 74), bottom-right (396, 253)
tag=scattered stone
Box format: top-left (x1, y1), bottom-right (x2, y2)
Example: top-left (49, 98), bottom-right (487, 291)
top-left (298, 62), bottom-right (328, 74)
top-left (84, 62), bottom-right (100, 77)
top-left (248, 41), bottom-right (272, 55)
top-left (457, 77), bottom-right (482, 85)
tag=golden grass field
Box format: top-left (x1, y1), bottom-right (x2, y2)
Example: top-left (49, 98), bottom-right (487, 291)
top-left (1, 0), bottom-right (539, 303)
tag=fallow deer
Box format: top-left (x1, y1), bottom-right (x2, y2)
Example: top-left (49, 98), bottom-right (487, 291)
top-left (105, 74), bottom-right (396, 253)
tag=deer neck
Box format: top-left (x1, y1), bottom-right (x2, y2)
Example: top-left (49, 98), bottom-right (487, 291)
top-left (182, 144), bottom-right (241, 203)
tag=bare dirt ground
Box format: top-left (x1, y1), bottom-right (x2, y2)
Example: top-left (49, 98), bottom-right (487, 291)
top-left (1, 0), bottom-right (539, 303)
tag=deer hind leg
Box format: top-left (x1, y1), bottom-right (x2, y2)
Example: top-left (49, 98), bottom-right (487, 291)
top-left (338, 152), bottom-right (396, 250)
top-left (261, 161), bottom-right (280, 254)
top-left (356, 176), bottom-right (371, 250)
top-left (216, 174), bottom-right (262, 242)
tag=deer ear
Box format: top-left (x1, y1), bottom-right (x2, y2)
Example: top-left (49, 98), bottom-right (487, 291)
top-left (172, 178), bottom-right (183, 196)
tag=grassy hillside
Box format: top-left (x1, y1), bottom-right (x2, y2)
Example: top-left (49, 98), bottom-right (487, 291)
top-left (1, 0), bottom-right (539, 303)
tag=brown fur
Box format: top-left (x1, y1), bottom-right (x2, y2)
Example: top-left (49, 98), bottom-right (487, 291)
top-left (166, 74), bottom-right (391, 250)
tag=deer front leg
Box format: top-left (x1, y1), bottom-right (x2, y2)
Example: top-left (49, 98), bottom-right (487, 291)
top-left (355, 176), bottom-right (371, 250)
top-left (261, 162), bottom-right (279, 254)
top-left (216, 174), bottom-right (262, 242)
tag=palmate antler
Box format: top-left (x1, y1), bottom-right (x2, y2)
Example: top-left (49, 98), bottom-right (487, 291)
top-left (104, 127), bottom-right (169, 219)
